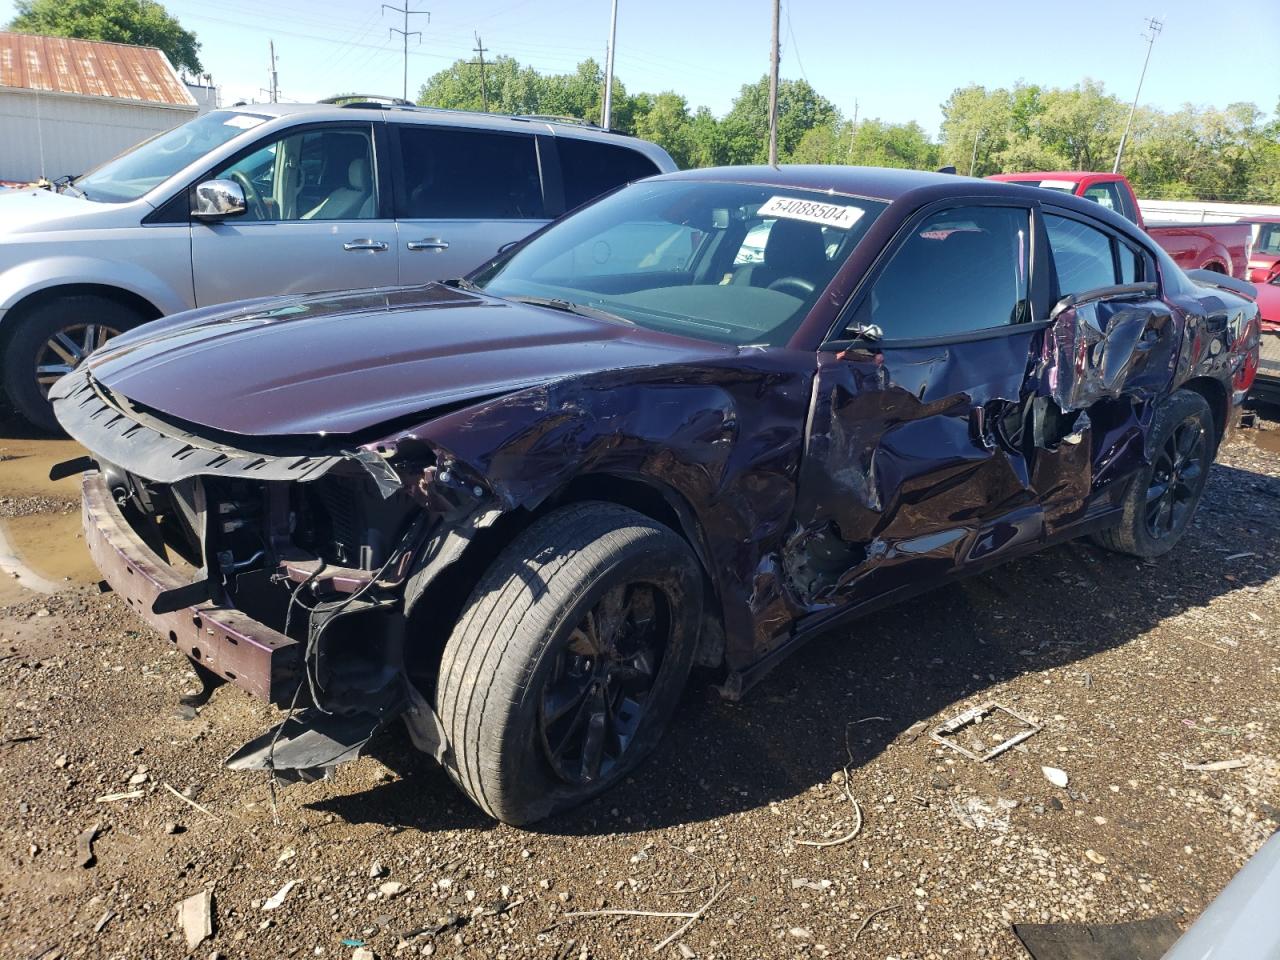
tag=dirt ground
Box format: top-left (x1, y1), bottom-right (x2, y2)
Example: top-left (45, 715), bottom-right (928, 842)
top-left (1, 405), bottom-right (1278, 960)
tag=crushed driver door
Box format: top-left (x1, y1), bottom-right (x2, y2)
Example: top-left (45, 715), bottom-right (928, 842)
top-left (785, 200), bottom-right (1062, 612)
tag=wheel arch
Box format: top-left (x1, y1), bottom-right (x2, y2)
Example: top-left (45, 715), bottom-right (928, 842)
top-left (402, 470), bottom-right (726, 682)
top-left (1177, 375), bottom-right (1228, 449)
top-left (0, 282), bottom-right (163, 343)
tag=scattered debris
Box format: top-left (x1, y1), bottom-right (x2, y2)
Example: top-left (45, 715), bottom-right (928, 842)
top-left (76, 823), bottom-right (101, 868)
top-left (163, 781), bottom-right (221, 821)
top-left (95, 790), bottom-right (143, 803)
top-left (351, 948), bottom-right (376, 960)
top-left (853, 904), bottom-right (902, 944)
top-left (176, 889), bottom-right (214, 951)
top-left (401, 914), bottom-right (465, 940)
top-left (368, 861), bottom-right (387, 878)
top-left (1085, 849), bottom-right (1107, 865)
top-left (262, 879), bottom-right (299, 910)
top-left (930, 702), bottom-right (1043, 762)
top-left (1183, 758), bottom-right (1249, 772)
top-left (93, 910), bottom-right (115, 935)
top-left (797, 721), bottom-right (864, 847)
top-left (950, 796), bottom-right (1017, 833)
top-left (378, 880), bottom-right (407, 898)
top-left (341, 939), bottom-right (365, 948)
top-left (1223, 552), bottom-right (1256, 562)
top-left (1042, 766), bottom-right (1070, 788)
top-left (548, 883), bottom-right (731, 954)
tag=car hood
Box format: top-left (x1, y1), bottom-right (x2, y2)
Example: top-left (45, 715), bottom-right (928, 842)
top-left (0, 186), bottom-right (129, 234)
top-left (83, 284), bottom-right (731, 437)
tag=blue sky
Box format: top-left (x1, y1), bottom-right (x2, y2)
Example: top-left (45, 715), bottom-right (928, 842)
top-left (4, 0), bottom-right (1277, 133)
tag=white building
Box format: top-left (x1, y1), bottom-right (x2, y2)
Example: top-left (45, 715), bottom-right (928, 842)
top-left (0, 32), bottom-right (198, 183)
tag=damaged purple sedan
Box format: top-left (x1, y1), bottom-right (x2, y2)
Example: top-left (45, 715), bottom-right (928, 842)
top-left (52, 167), bottom-right (1260, 824)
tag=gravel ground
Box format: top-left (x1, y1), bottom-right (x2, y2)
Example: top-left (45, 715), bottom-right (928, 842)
top-left (0, 409), bottom-right (1277, 960)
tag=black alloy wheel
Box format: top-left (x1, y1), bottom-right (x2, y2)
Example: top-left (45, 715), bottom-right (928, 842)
top-left (1144, 418), bottom-right (1206, 541)
top-left (539, 583), bottom-right (668, 784)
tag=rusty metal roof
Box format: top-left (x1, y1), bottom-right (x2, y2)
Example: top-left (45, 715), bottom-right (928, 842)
top-left (0, 32), bottom-right (196, 107)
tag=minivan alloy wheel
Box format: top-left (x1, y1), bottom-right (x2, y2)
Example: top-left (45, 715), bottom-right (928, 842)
top-left (35, 322), bottom-right (121, 397)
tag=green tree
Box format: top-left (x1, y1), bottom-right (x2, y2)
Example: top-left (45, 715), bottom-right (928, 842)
top-left (417, 54), bottom-right (542, 114)
top-left (723, 76), bottom-right (839, 164)
top-left (633, 92), bottom-right (695, 168)
top-left (8, 0), bottom-right (202, 74)
top-left (939, 84), bottom-right (1013, 175)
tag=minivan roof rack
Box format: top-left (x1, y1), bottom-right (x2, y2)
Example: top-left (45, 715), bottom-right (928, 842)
top-left (520, 114), bottom-right (599, 128)
top-left (321, 94), bottom-right (414, 108)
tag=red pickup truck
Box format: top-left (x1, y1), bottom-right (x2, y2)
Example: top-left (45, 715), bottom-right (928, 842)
top-left (988, 172), bottom-right (1252, 280)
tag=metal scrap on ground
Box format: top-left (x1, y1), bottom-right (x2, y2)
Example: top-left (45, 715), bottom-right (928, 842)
top-left (929, 701), bottom-right (1044, 762)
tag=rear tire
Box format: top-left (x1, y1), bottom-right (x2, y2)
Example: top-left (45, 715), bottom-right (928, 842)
top-left (435, 502), bottom-right (703, 825)
top-left (2, 295), bottom-right (142, 433)
top-left (1092, 389), bottom-right (1214, 558)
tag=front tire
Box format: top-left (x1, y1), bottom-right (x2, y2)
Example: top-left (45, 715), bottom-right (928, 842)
top-left (3, 295), bottom-right (141, 433)
top-left (1093, 389), bottom-right (1215, 558)
top-left (436, 502), bottom-right (703, 825)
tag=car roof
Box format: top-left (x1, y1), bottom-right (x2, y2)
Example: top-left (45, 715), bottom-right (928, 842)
top-left (216, 102), bottom-right (676, 170)
top-left (649, 165), bottom-right (1154, 245)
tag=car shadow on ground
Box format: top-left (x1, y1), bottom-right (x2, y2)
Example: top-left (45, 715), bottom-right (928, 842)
top-left (307, 459), bottom-right (1280, 836)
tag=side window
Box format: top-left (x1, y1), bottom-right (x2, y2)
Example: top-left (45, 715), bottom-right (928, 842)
top-left (557, 139), bottom-right (661, 210)
top-left (214, 126), bottom-right (377, 222)
top-left (398, 126), bottom-right (545, 220)
top-left (1118, 243), bottom-right (1141, 283)
top-left (847, 206), bottom-right (1030, 340)
top-left (1082, 181), bottom-right (1123, 214)
top-left (1045, 214), bottom-right (1118, 294)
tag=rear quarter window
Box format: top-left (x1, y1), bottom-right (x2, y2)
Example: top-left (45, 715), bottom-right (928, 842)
top-left (557, 138), bottom-right (661, 210)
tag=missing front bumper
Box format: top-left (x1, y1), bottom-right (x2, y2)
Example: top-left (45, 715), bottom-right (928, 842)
top-left (82, 470), bottom-right (300, 704)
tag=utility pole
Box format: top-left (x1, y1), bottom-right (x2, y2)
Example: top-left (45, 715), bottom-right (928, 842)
top-left (767, 0), bottom-right (780, 165)
top-left (268, 40), bottom-right (278, 103)
top-left (601, 0), bottom-right (619, 130)
top-left (847, 98), bottom-right (858, 163)
top-left (969, 128), bottom-right (982, 176)
top-left (383, 3), bottom-right (429, 102)
top-left (1113, 16), bottom-right (1163, 174)
top-left (469, 33), bottom-right (489, 112)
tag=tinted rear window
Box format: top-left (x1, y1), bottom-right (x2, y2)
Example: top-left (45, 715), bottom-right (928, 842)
top-left (558, 138), bottom-right (661, 210)
top-left (398, 126), bottom-right (545, 219)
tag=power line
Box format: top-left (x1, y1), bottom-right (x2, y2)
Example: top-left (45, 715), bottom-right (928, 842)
top-left (1114, 16), bottom-right (1163, 174)
top-left (383, 3), bottom-right (430, 102)
top-left (469, 33), bottom-right (490, 112)
top-left (784, 0), bottom-right (808, 86)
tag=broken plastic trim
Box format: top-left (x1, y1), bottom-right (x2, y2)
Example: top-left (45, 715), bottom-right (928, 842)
top-left (49, 367), bottom-right (404, 497)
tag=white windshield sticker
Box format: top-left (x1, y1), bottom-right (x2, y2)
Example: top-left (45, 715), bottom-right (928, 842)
top-left (223, 114), bottom-right (265, 130)
top-left (758, 195), bottom-right (864, 230)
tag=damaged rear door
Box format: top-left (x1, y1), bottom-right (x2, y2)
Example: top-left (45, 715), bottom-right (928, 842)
top-left (786, 199), bottom-right (1059, 609)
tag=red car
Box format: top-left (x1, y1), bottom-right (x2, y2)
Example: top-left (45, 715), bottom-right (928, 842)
top-left (1254, 272), bottom-right (1280, 404)
top-left (988, 172), bottom-right (1252, 280)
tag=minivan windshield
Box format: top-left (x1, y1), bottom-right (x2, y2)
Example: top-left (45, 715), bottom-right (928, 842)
top-left (69, 110), bottom-right (270, 204)
top-left (477, 180), bottom-right (886, 347)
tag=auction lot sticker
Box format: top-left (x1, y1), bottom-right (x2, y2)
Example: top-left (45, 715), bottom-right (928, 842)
top-left (758, 196), bottom-right (865, 230)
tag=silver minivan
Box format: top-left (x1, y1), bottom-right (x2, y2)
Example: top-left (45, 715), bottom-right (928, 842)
top-left (0, 101), bottom-right (675, 430)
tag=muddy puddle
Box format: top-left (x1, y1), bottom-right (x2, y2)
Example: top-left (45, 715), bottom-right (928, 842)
top-left (1, 430), bottom-right (94, 591)
top-left (1251, 425), bottom-right (1280, 455)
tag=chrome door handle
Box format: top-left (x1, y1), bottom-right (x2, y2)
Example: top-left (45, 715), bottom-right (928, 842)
top-left (406, 238), bottom-right (450, 251)
top-left (343, 239), bottom-right (389, 252)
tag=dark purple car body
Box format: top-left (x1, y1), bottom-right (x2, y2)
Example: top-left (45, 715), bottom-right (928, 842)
top-left (52, 166), bottom-right (1260, 823)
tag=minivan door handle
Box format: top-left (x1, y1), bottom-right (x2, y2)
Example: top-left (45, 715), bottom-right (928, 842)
top-left (406, 238), bottom-right (450, 251)
top-left (343, 239), bottom-right (389, 252)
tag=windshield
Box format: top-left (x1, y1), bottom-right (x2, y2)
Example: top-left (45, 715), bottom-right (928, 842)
top-left (70, 110), bottom-right (270, 203)
top-left (477, 180), bottom-right (886, 346)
